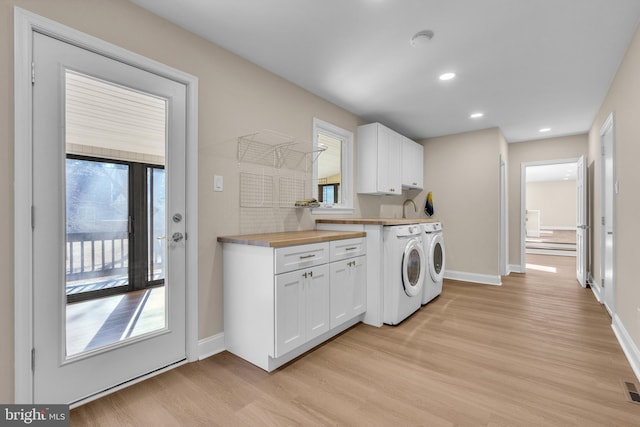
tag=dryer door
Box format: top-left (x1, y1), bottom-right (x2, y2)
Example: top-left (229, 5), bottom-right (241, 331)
top-left (429, 233), bottom-right (446, 282)
top-left (402, 239), bottom-right (425, 297)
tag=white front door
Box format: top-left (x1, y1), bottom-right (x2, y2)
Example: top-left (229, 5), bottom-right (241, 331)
top-left (576, 155), bottom-right (587, 287)
top-left (601, 115), bottom-right (616, 315)
top-left (32, 32), bottom-right (187, 404)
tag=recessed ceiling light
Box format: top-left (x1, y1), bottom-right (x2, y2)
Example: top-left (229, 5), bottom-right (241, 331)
top-left (410, 30), bottom-right (434, 47)
top-left (439, 72), bottom-right (456, 81)
top-left (539, 127), bottom-right (551, 133)
top-left (470, 112), bottom-right (484, 119)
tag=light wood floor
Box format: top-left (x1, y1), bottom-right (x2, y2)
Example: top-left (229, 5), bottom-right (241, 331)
top-left (71, 255), bottom-right (640, 426)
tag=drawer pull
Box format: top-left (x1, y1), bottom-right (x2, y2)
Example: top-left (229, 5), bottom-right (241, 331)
top-left (299, 254), bottom-right (316, 259)
top-left (345, 247), bottom-right (358, 251)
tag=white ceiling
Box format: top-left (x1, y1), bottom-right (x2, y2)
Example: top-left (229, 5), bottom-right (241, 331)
top-left (130, 0), bottom-right (640, 143)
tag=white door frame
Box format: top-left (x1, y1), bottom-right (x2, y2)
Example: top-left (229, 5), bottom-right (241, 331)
top-left (14, 7), bottom-right (199, 403)
top-left (599, 113), bottom-right (616, 313)
top-left (520, 157), bottom-right (580, 272)
top-left (499, 154), bottom-right (508, 276)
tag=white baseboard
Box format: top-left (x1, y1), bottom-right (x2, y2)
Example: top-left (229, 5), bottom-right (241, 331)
top-left (589, 280), bottom-right (603, 303)
top-left (612, 315), bottom-right (640, 384)
top-left (444, 270), bottom-right (502, 286)
top-left (509, 264), bottom-right (525, 273)
top-left (198, 333), bottom-right (225, 360)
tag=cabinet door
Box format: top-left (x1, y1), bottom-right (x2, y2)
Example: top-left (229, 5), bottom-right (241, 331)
top-left (350, 256), bottom-right (367, 317)
top-left (402, 137), bottom-right (424, 190)
top-left (377, 126), bottom-right (402, 195)
top-left (330, 256), bottom-right (367, 329)
top-left (330, 260), bottom-right (350, 329)
top-left (275, 270), bottom-right (306, 357)
top-left (306, 264), bottom-right (331, 341)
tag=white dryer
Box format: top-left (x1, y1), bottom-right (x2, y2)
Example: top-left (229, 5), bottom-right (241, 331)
top-left (383, 224), bottom-right (426, 325)
top-left (422, 222), bottom-right (445, 305)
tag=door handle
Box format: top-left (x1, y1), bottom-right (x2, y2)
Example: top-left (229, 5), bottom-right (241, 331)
top-left (171, 232), bottom-right (184, 243)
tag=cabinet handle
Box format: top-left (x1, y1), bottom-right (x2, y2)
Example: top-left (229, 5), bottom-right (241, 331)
top-left (302, 272), bottom-right (308, 278)
top-left (299, 254), bottom-right (316, 259)
top-left (309, 270), bottom-right (313, 277)
top-left (345, 247), bottom-right (358, 251)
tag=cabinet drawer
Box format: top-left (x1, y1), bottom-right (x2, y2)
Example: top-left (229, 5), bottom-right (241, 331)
top-left (330, 238), bottom-right (366, 262)
top-left (275, 242), bottom-right (329, 274)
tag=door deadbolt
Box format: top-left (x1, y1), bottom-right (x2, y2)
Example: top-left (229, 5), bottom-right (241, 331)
top-left (172, 213), bottom-right (183, 223)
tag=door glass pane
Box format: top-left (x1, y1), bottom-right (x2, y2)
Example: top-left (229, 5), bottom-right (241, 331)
top-left (66, 158), bottom-right (129, 295)
top-left (65, 70), bottom-right (167, 357)
top-left (148, 167), bottom-right (166, 282)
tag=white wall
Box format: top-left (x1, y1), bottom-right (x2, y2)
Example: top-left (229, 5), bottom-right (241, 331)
top-left (588, 19), bottom-right (640, 365)
top-left (420, 128), bottom-right (502, 280)
top-left (526, 180), bottom-right (576, 229)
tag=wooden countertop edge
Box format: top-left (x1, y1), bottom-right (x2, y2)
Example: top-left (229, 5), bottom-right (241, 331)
top-left (316, 218), bottom-right (439, 225)
top-left (217, 230), bottom-right (366, 248)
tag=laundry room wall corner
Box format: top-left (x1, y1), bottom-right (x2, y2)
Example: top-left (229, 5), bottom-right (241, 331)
top-left (421, 128), bottom-right (502, 280)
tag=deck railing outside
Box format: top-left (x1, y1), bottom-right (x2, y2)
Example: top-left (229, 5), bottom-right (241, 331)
top-left (66, 231), bottom-right (129, 295)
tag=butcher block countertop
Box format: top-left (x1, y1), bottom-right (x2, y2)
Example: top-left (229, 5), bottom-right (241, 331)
top-left (217, 230), bottom-right (366, 248)
top-left (316, 218), bottom-right (438, 225)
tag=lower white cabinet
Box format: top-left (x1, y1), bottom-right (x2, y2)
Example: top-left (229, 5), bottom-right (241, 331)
top-left (222, 237), bottom-right (366, 371)
top-left (275, 264), bottom-right (330, 357)
top-left (330, 256), bottom-right (366, 329)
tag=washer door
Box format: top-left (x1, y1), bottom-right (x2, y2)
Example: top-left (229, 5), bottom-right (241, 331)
top-left (402, 239), bottom-right (425, 297)
top-left (429, 233), bottom-right (446, 282)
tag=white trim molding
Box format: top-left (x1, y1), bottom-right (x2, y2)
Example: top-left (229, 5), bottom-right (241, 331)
top-left (588, 273), bottom-right (603, 303)
top-left (444, 270), bottom-right (502, 286)
top-left (509, 264), bottom-right (526, 274)
top-left (14, 7), bottom-right (199, 403)
top-left (198, 333), bottom-right (226, 360)
top-left (612, 315), bottom-right (640, 384)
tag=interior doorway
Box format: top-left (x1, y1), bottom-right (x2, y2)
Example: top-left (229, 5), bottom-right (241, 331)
top-left (600, 113), bottom-right (616, 315)
top-left (521, 157), bottom-right (587, 285)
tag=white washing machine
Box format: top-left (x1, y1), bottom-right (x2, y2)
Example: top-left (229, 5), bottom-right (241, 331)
top-left (383, 224), bottom-right (426, 325)
top-left (422, 222), bottom-right (445, 305)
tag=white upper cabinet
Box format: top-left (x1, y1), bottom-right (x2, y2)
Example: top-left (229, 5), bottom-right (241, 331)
top-left (402, 137), bottom-right (424, 190)
top-left (357, 123), bottom-right (402, 195)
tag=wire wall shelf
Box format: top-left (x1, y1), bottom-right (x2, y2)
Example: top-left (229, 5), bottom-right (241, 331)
top-left (237, 130), bottom-right (325, 172)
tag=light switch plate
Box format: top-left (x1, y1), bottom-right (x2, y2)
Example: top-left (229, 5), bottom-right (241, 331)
top-left (214, 175), bottom-right (223, 192)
